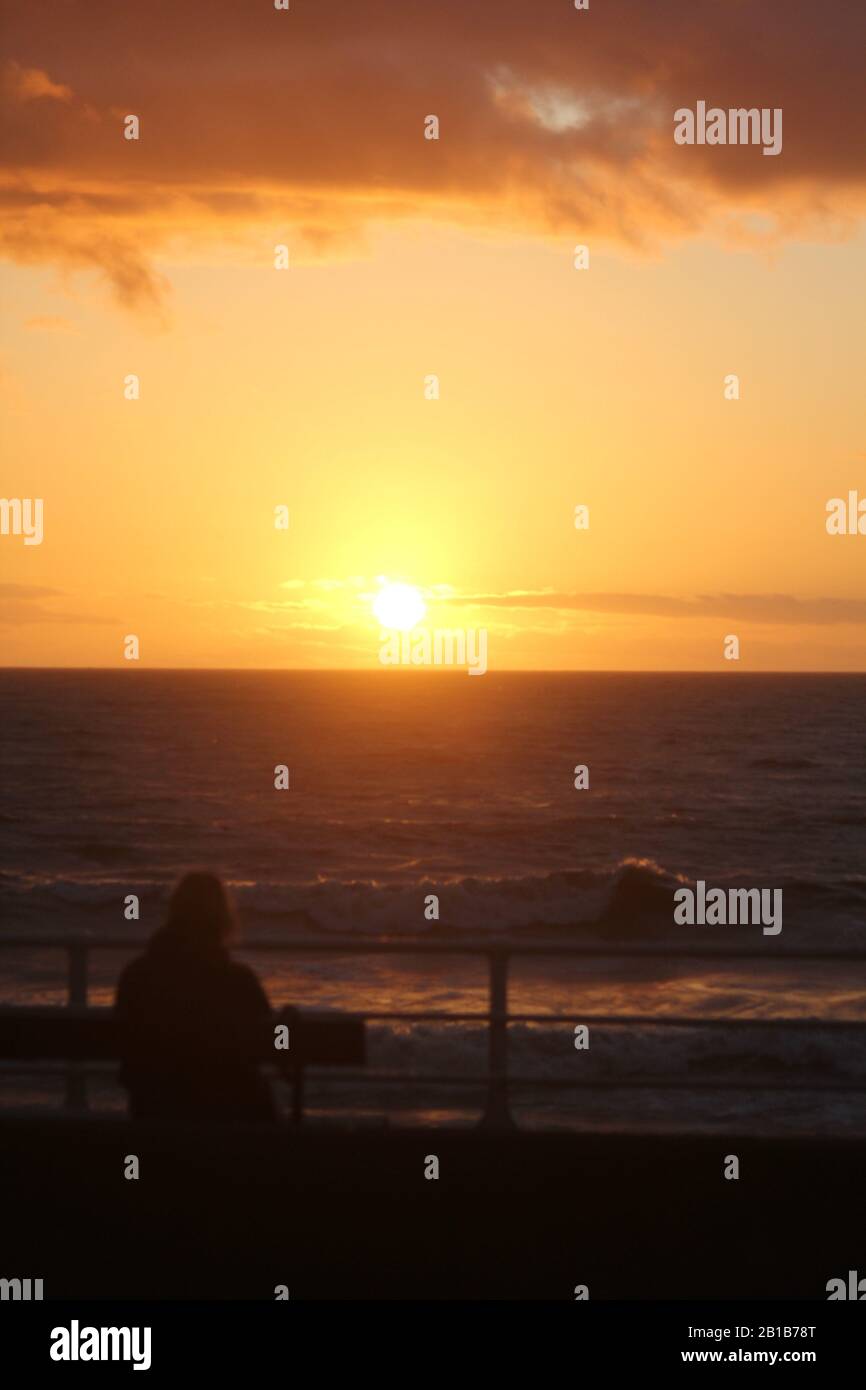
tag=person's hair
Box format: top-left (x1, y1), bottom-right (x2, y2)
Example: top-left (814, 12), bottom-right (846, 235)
top-left (160, 871), bottom-right (237, 953)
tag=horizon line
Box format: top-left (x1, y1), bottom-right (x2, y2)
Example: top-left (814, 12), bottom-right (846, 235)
top-left (2, 666), bottom-right (866, 677)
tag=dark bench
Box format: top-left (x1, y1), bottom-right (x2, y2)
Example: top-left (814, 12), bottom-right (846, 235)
top-left (0, 1007), bottom-right (365, 1124)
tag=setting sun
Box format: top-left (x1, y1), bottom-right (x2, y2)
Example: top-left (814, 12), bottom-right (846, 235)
top-left (372, 582), bottom-right (427, 632)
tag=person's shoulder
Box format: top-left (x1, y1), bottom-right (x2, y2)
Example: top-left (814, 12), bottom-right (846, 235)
top-left (226, 959), bottom-right (270, 1005)
top-left (227, 959), bottom-right (263, 987)
top-left (117, 952), bottom-right (150, 988)
top-left (114, 951), bottom-right (152, 1010)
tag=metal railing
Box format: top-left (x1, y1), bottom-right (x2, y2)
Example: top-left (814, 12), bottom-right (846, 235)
top-left (2, 934), bottom-right (866, 1125)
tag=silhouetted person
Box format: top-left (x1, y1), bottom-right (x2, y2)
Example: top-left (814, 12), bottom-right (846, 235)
top-left (115, 873), bottom-right (275, 1122)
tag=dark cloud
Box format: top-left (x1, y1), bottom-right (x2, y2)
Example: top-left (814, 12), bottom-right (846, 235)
top-left (0, 203), bottom-right (169, 312)
top-left (0, 0), bottom-right (863, 308)
top-left (0, 583), bottom-right (115, 625)
top-left (0, 583), bottom-right (62, 599)
top-left (451, 592), bottom-right (866, 626)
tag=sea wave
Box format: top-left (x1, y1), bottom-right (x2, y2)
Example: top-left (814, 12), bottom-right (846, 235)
top-left (2, 857), bottom-right (864, 943)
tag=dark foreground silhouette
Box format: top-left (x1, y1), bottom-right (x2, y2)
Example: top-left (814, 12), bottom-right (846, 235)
top-left (3, 1119), bottom-right (863, 1299)
top-left (115, 872), bottom-right (275, 1122)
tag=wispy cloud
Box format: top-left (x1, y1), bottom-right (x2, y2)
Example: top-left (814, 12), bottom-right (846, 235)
top-left (0, 583), bottom-right (63, 600)
top-left (199, 581), bottom-right (866, 632)
top-left (2, 62), bottom-right (72, 104)
top-left (24, 314), bottom-right (78, 334)
top-left (446, 592), bottom-right (866, 626)
top-left (0, 583), bottom-right (115, 626)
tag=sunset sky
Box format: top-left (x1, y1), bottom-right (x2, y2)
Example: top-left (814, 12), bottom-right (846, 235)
top-left (1, 0), bottom-right (864, 670)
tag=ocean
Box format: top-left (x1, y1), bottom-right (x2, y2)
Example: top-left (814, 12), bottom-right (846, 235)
top-left (2, 670), bottom-right (865, 1132)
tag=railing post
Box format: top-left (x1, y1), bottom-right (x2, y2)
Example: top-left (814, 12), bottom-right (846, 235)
top-left (480, 949), bottom-right (514, 1128)
top-left (65, 943), bottom-right (89, 1111)
top-left (67, 943), bottom-right (88, 1007)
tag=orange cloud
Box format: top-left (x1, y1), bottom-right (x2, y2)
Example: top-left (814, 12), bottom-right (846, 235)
top-left (1, 1), bottom-right (864, 309)
top-left (0, 583), bottom-right (115, 626)
top-left (2, 61), bottom-right (72, 103)
top-left (449, 593), bottom-right (866, 626)
top-left (24, 313), bottom-right (77, 332)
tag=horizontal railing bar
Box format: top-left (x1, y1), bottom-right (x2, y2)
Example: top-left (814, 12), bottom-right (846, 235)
top-left (502, 1013), bottom-right (866, 1029)
top-left (459, 1078), bottom-right (866, 1093)
top-left (3, 1061), bottom-right (863, 1094)
top-left (305, 1073), bottom-right (866, 1093)
top-left (277, 1074), bottom-right (866, 1094)
top-left (1, 935), bottom-right (865, 963)
top-left (350, 1011), bottom-right (866, 1029)
top-left (2, 1005), bottom-right (864, 1030)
